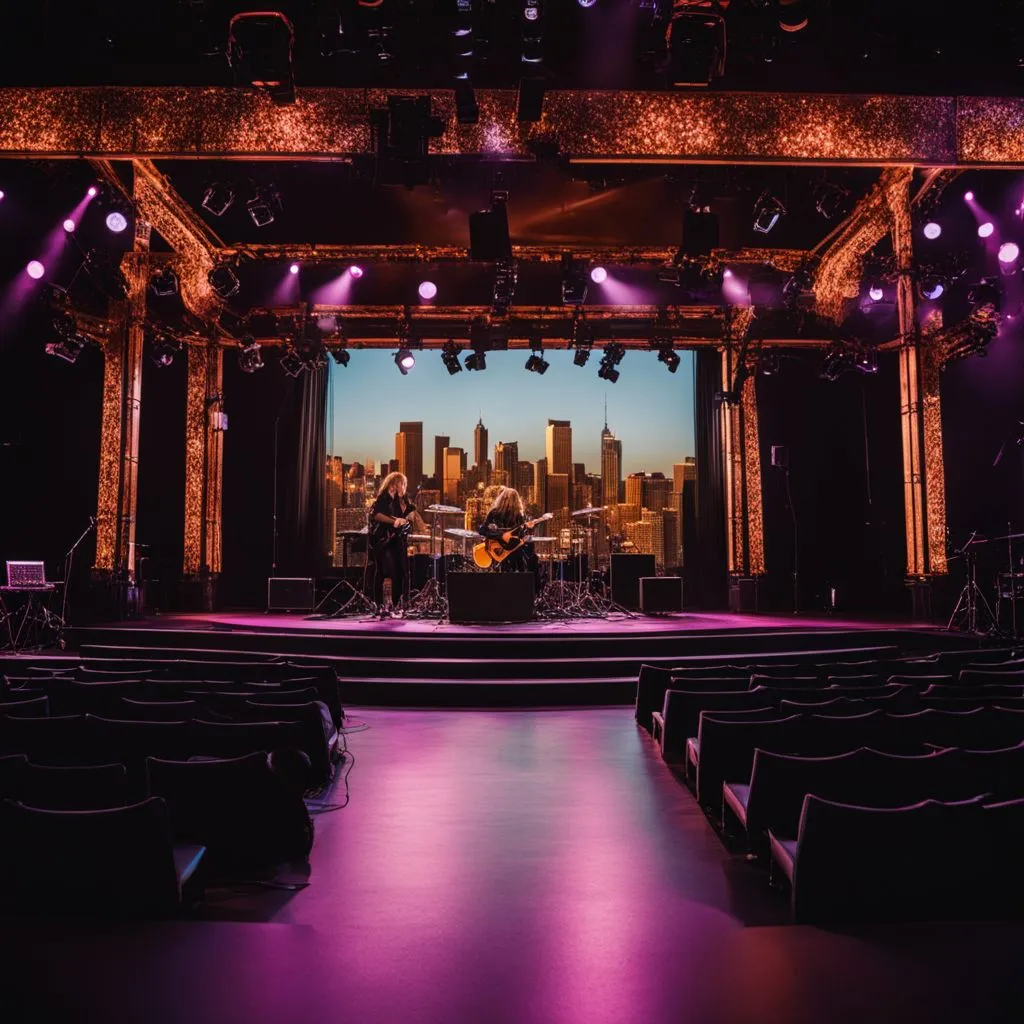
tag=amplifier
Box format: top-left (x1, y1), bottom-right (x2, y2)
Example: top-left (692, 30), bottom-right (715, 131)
top-left (267, 577), bottom-right (315, 612)
top-left (610, 554), bottom-right (656, 611)
top-left (447, 572), bottom-right (535, 624)
top-left (640, 576), bottom-right (683, 614)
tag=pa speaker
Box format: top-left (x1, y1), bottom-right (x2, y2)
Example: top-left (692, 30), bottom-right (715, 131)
top-left (610, 554), bottom-right (656, 611)
top-left (267, 577), bottom-right (315, 611)
top-left (640, 576), bottom-right (683, 614)
top-left (447, 572), bottom-right (535, 624)
top-left (469, 208), bottom-right (512, 261)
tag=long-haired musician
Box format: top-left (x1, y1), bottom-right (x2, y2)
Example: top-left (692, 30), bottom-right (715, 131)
top-left (367, 471), bottom-right (416, 611)
top-left (479, 486), bottom-right (538, 576)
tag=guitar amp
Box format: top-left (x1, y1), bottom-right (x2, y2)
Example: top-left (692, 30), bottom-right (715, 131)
top-left (267, 577), bottom-right (315, 612)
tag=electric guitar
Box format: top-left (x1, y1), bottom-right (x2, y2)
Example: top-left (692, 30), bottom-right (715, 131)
top-left (368, 508), bottom-right (415, 556)
top-left (472, 513), bottom-right (553, 569)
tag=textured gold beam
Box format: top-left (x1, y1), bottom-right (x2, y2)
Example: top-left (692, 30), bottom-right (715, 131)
top-left (184, 343), bottom-right (224, 577)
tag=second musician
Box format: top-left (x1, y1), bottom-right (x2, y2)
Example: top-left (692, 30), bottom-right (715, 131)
top-left (479, 486), bottom-right (540, 578)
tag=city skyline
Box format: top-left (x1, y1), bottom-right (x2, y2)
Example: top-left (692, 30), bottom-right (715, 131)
top-left (327, 349), bottom-right (696, 476)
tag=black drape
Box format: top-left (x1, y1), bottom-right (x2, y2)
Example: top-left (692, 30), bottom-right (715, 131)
top-left (690, 349), bottom-right (728, 608)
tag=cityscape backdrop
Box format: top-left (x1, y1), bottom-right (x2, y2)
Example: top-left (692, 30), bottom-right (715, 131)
top-left (325, 350), bottom-right (697, 570)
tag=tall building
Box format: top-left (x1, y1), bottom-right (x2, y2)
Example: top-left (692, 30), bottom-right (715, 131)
top-left (395, 421), bottom-right (424, 489)
top-left (494, 441), bottom-right (519, 487)
top-left (601, 405), bottom-right (623, 509)
top-left (464, 495), bottom-right (488, 533)
top-left (662, 507), bottom-right (680, 569)
top-left (534, 458), bottom-right (547, 510)
top-left (672, 458), bottom-right (696, 513)
top-left (442, 447), bottom-right (464, 505)
top-left (641, 509), bottom-right (667, 568)
top-left (545, 420), bottom-right (572, 476)
top-left (625, 472), bottom-right (645, 509)
top-left (546, 472), bottom-right (571, 540)
top-left (434, 435), bottom-right (450, 483)
top-left (517, 460), bottom-right (533, 494)
top-left (644, 472), bottom-right (673, 513)
top-left (474, 417), bottom-right (488, 475)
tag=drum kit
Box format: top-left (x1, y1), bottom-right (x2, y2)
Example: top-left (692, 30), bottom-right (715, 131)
top-left (314, 501), bottom-right (629, 622)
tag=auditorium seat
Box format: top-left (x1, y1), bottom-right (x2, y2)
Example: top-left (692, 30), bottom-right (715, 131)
top-left (0, 715), bottom-right (85, 764)
top-left (661, 689), bottom-right (775, 761)
top-left (18, 762), bottom-right (129, 810)
top-left (111, 699), bottom-right (199, 722)
top-left (685, 707), bottom-right (783, 783)
top-left (0, 695), bottom-right (50, 718)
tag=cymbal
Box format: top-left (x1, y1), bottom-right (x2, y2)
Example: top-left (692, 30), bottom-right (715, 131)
top-left (426, 504), bottom-right (464, 514)
top-left (339, 527), bottom-right (369, 535)
top-left (408, 534), bottom-right (431, 541)
top-left (444, 528), bottom-right (480, 539)
top-left (530, 536), bottom-right (557, 544)
top-left (572, 506), bottom-right (606, 517)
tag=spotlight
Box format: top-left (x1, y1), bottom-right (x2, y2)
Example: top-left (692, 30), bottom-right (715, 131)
top-left (465, 348), bottom-right (487, 371)
top-left (289, 263), bottom-right (300, 275)
top-left (778, 0), bottom-right (811, 31)
top-left (814, 183), bottom-right (850, 220)
top-left (969, 278), bottom-right (1001, 313)
top-left (441, 340), bottom-right (463, 375)
top-left (149, 267), bottom-right (179, 297)
top-left (923, 221), bottom-right (942, 239)
top-left (238, 336), bottom-right (264, 373)
top-left (597, 343), bottom-right (624, 383)
top-left (757, 351), bottom-right (781, 376)
top-left (820, 341), bottom-right (856, 382)
top-left (666, 9), bottom-right (727, 87)
top-left (227, 11), bottom-right (296, 105)
top-left (573, 347), bottom-right (591, 367)
top-left (418, 280), bottom-right (437, 300)
top-left (201, 183), bottom-right (235, 217)
top-left (521, 0), bottom-right (544, 64)
top-left (590, 266), bottom-right (607, 284)
top-left (919, 277), bottom-right (945, 300)
top-left (978, 222), bottom-right (995, 238)
top-left (63, 219), bottom-right (76, 233)
top-left (280, 347), bottom-right (307, 377)
top-left (208, 262), bottom-right (241, 298)
top-left (317, 314), bottom-right (338, 333)
top-left (964, 191), bottom-right (975, 201)
top-left (87, 186), bottom-right (98, 198)
top-left (26, 261), bottom-right (45, 279)
top-left (149, 333), bottom-right (182, 368)
top-left (105, 211), bottom-right (128, 233)
top-left (868, 284), bottom-right (884, 302)
top-left (247, 188), bottom-right (279, 227)
top-left (45, 336), bottom-right (86, 363)
top-left (395, 348), bottom-right (416, 374)
top-left (856, 346), bottom-right (879, 374)
top-left (349, 265), bottom-right (364, 278)
top-left (561, 254), bottom-right (588, 304)
top-left (577, 0), bottom-right (599, 6)
top-left (328, 345), bottom-right (350, 367)
top-left (0, 190), bottom-right (4, 200)
top-left (52, 311), bottom-right (77, 338)
top-left (525, 348), bottom-right (549, 374)
top-left (657, 346), bottom-right (681, 373)
top-left (753, 191), bottom-right (785, 234)
top-left (999, 242), bottom-right (1020, 264)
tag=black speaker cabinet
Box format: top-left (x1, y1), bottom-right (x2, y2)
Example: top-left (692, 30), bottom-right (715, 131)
top-left (728, 576), bottom-right (760, 613)
top-left (447, 572), bottom-right (535, 624)
top-left (610, 554), bottom-right (657, 611)
top-left (640, 576), bottom-right (683, 614)
top-left (267, 577), bottom-right (315, 612)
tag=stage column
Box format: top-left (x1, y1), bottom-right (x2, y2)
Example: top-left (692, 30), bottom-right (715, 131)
top-left (719, 307), bottom-right (765, 611)
top-left (890, 181), bottom-right (948, 616)
top-left (184, 340), bottom-right (224, 609)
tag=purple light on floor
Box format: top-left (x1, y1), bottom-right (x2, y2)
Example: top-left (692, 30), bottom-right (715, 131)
top-left (978, 221), bottom-right (995, 238)
top-left (289, 263), bottom-right (300, 275)
top-left (106, 211), bottom-right (128, 233)
top-left (349, 265), bottom-right (364, 278)
top-left (418, 280), bottom-right (437, 300)
top-left (26, 261), bottom-right (45, 280)
top-left (964, 190), bottom-right (975, 201)
top-left (590, 266), bottom-right (607, 284)
top-left (923, 222), bottom-right (941, 239)
top-left (869, 285), bottom-right (884, 301)
top-left (87, 186), bottom-right (98, 198)
top-left (999, 241), bottom-right (1020, 263)
top-left (63, 218), bottom-right (76, 233)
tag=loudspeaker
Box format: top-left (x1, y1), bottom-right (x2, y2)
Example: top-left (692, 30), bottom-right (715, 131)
top-left (728, 576), bottom-right (759, 613)
top-left (447, 572), bottom-right (535, 624)
top-left (267, 577), bottom-right (315, 611)
top-left (771, 444), bottom-right (788, 468)
top-left (610, 554), bottom-right (656, 610)
top-left (640, 576), bottom-right (683, 614)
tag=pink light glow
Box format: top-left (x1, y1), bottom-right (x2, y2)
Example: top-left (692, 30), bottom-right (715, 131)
top-left (418, 281), bottom-right (437, 300)
top-left (978, 222), bottom-right (995, 238)
top-left (26, 261), bottom-right (45, 280)
top-left (999, 241), bottom-right (1020, 263)
top-left (289, 263), bottom-right (300, 274)
top-left (0, 190), bottom-right (5, 201)
top-left (87, 186), bottom-right (98, 198)
top-left (723, 267), bottom-right (733, 277)
top-left (590, 266), bottom-right (607, 284)
top-left (349, 265), bottom-right (364, 278)
top-left (869, 285), bottom-right (884, 301)
top-left (923, 222), bottom-right (941, 239)
top-left (63, 219), bottom-right (76, 232)
top-left (964, 191), bottom-right (975, 201)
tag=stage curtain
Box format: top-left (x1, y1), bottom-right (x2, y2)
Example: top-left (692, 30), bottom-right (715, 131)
top-left (692, 350), bottom-right (728, 608)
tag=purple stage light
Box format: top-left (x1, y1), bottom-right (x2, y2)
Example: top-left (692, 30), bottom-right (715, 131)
top-left (63, 219), bottom-right (76, 233)
top-left (418, 280), bottom-right (437, 300)
top-left (0, 190), bottom-right (5, 201)
top-left (590, 266), bottom-right (607, 284)
top-left (26, 261), bottom-right (45, 279)
top-left (87, 186), bottom-right (98, 198)
top-left (922, 282), bottom-right (944, 300)
top-left (923, 222), bottom-right (941, 239)
top-left (289, 263), bottom-right (300, 275)
top-left (349, 265), bottom-right (364, 278)
top-left (999, 242), bottom-right (1020, 263)
top-left (106, 211), bottom-right (128, 233)
top-left (978, 221), bottom-right (995, 238)
top-left (723, 268), bottom-right (733, 277)
top-left (964, 190), bottom-right (975, 201)
top-left (869, 285), bottom-right (884, 301)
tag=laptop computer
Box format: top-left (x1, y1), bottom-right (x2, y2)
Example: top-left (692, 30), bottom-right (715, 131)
top-left (5, 561), bottom-right (49, 589)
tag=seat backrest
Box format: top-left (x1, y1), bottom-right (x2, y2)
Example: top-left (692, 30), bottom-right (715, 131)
top-left (114, 699), bottom-right (198, 722)
top-left (0, 753), bottom-right (27, 800)
top-left (19, 762), bottom-right (129, 810)
top-left (924, 684), bottom-right (1024, 699)
top-left (955, 739), bottom-right (1024, 799)
top-left (663, 689), bottom-right (777, 748)
top-left (796, 709), bottom-right (886, 756)
top-left (0, 715), bottom-right (86, 764)
top-left (780, 697), bottom-right (868, 716)
top-left (824, 674), bottom-right (883, 688)
top-left (749, 674), bottom-right (820, 689)
top-left (668, 677), bottom-right (750, 693)
top-left (0, 796), bottom-right (181, 916)
top-left (886, 674), bottom-right (954, 690)
top-left (0, 695), bottom-right (50, 718)
top-left (960, 668), bottom-right (1024, 686)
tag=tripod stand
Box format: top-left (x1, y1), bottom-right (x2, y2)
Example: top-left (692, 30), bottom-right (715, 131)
top-left (946, 534), bottom-right (998, 634)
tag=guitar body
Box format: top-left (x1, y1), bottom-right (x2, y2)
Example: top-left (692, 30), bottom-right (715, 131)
top-left (368, 520), bottom-right (412, 557)
top-left (472, 513), bottom-right (554, 570)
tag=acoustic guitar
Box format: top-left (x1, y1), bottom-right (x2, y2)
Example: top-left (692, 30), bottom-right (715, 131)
top-left (472, 513), bottom-right (554, 569)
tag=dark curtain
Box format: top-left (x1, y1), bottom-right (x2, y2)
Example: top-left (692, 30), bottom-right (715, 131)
top-left (277, 364), bottom-right (328, 578)
top-left (690, 349), bottom-right (728, 608)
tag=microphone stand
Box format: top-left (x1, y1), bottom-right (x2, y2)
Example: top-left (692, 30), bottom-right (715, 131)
top-left (61, 515), bottom-right (98, 630)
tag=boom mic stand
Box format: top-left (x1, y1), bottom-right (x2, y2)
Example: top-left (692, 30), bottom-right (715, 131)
top-left (59, 515), bottom-right (98, 641)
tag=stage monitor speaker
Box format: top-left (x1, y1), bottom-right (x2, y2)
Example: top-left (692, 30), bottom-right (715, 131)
top-left (640, 576), bottom-right (683, 614)
top-left (771, 444), bottom-right (788, 468)
top-left (728, 576), bottom-right (759, 613)
top-left (610, 554), bottom-right (656, 610)
top-left (447, 572), bottom-right (535, 624)
top-left (267, 577), bottom-right (315, 612)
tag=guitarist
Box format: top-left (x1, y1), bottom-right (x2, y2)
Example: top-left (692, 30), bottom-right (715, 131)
top-left (480, 486), bottom-right (539, 579)
top-left (367, 471), bottom-right (417, 613)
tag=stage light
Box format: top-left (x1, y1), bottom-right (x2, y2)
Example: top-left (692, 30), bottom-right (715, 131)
top-left (149, 333), bottom-right (182, 368)
top-left (289, 263), bottom-right (300, 275)
top-left (52, 311), bottom-right (77, 338)
top-left (778, 0), bottom-right (811, 31)
top-left (814, 183), bottom-right (850, 220)
top-left (106, 211), bottom-right (128, 233)
top-left (150, 267), bottom-right (179, 297)
top-left (63, 219), bottom-right (76, 233)
top-left (573, 347), bottom-right (591, 367)
top-left (523, 3), bottom-right (539, 19)
top-left (561, 255), bottom-right (588, 304)
top-left (964, 191), bottom-right (975, 201)
top-left (395, 348), bottom-right (416, 374)
top-left (280, 347), bottom-right (307, 377)
top-left (597, 343), bottom-right (624, 383)
top-left (970, 278), bottom-right (1001, 312)
top-left (328, 345), bottom-right (350, 367)
top-left (868, 284), bottom-right (884, 302)
top-left (201, 183), bottom-right (235, 217)
top-left (757, 351), bottom-right (781, 376)
top-left (349, 265), bottom-right (364, 278)
top-left (923, 221), bottom-right (942, 239)
top-left (590, 266), bottom-right (607, 284)
top-left (465, 348), bottom-right (487, 371)
top-left (578, 0), bottom-right (599, 6)
top-left (856, 346), bottom-right (879, 374)
top-left (45, 335), bottom-right (86, 363)
top-left (978, 222), bottom-right (995, 238)
top-left (0, 190), bottom-right (4, 201)
top-left (227, 11), bottom-right (296, 105)
top-left (752, 191), bottom-right (785, 234)
top-left (442, 340), bottom-right (463, 375)
top-left (666, 10), bottom-right (727, 87)
top-left (247, 189), bottom-right (279, 227)
top-left (208, 262), bottom-right (241, 298)
top-left (418, 280), bottom-right (437, 300)
top-left (820, 341), bottom-right (856, 382)
top-left (525, 347), bottom-right (549, 374)
top-left (238, 336), bottom-right (264, 373)
top-left (657, 346), bottom-right (681, 373)
top-left (919, 277), bottom-right (945, 300)
top-left (85, 248), bottom-right (128, 298)
top-left (26, 260), bottom-right (45, 279)
top-left (999, 242), bottom-right (1020, 264)
top-left (87, 186), bottom-right (97, 198)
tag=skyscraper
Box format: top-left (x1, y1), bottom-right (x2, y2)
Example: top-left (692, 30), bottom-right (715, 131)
top-left (644, 472), bottom-right (672, 513)
top-left (625, 472), bottom-right (645, 509)
top-left (434, 435), bottom-right (450, 483)
top-left (442, 447), bottom-right (465, 505)
top-left (474, 417), bottom-right (488, 475)
top-left (545, 420), bottom-right (572, 476)
top-left (534, 457), bottom-right (547, 510)
top-left (494, 441), bottom-right (519, 487)
top-left (662, 507), bottom-right (680, 569)
top-left (601, 405), bottom-right (622, 510)
top-left (547, 472), bottom-right (571, 540)
top-left (395, 421), bottom-right (423, 488)
top-left (673, 458), bottom-right (696, 513)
